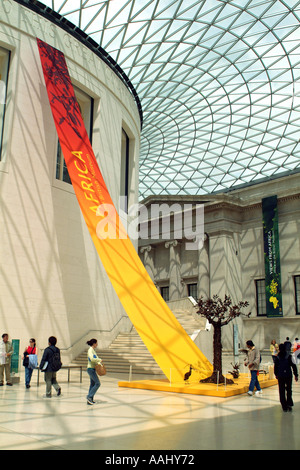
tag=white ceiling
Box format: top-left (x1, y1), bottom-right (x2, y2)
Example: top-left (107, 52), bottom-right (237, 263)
top-left (39, 0), bottom-right (300, 199)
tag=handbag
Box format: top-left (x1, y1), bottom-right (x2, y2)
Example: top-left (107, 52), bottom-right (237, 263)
top-left (23, 354), bottom-right (29, 367)
top-left (95, 362), bottom-right (106, 376)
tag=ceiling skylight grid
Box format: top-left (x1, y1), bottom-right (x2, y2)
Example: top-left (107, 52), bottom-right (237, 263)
top-left (38, 0), bottom-right (300, 198)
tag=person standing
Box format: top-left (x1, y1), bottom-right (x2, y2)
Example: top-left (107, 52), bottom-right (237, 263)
top-left (292, 338), bottom-right (300, 365)
top-left (274, 343), bottom-right (298, 412)
top-left (292, 338), bottom-right (300, 353)
top-left (39, 336), bottom-right (62, 398)
top-left (284, 337), bottom-right (292, 355)
top-left (244, 340), bottom-right (262, 396)
top-left (270, 339), bottom-right (279, 363)
top-left (0, 334), bottom-right (14, 386)
top-left (86, 339), bottom-right (102, 405)
top-left (22, 338), bottom-right (38, 389)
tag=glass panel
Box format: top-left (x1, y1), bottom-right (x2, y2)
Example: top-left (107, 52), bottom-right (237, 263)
top-left (56, 86), bottom-right (93, 184)
top-left (41, 0), bottom-right (300, 198)
top-left (188, 283), bottom-right (198, 300)
top-left (0, 47), bottom-right (10, 160)
top-left (120, 129), bottom-right (130, 212)
top-left (295, 276), bottom-right (300, 315)
top-left (256, 279), bottom-right (266, 317)
top-left (161, 286), bottom-right (169, 302)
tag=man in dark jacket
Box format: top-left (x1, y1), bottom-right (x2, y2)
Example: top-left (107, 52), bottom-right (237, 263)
top-left (274, 343), bottom-right (298, 412)
top-left (40, 336), bottom-right (62, 398)
top-left (284, 337), bottom-right (292, 355)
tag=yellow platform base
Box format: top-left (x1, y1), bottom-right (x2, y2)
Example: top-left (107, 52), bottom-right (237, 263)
top-left (118, 373), bottom-right (278, 398)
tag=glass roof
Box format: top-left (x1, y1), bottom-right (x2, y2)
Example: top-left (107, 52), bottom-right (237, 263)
top-left (39, 0), bottom-right (300, 199)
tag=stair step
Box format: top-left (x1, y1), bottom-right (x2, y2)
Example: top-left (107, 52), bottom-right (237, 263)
top-left (72, 309), bottom-right (204, 376)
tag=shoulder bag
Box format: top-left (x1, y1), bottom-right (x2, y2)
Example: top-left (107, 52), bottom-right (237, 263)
top-left (95, 362), bottom-right (106, 376)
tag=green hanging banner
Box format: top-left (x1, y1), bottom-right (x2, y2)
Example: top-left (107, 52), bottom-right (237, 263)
top-left (262, 196), bottom-right (283, 317)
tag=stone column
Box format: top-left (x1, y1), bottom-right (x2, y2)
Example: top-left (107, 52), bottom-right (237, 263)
top-left (140, 245), bottom-right (155, 281)
top-left (165, 240), bottom-right (181, 301)
top-left (198, 234), bottom-right (210, 299)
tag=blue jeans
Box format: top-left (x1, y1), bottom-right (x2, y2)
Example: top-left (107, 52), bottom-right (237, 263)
top-left (249, 370), bottom-right (261, 392)
top-left (25, 366), bottom-right (33, 386)
top-left (87, 368), bottom-right (100, 400)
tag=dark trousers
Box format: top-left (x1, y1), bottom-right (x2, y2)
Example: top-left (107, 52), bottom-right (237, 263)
top-left (44, 371), bottom-right (60, 397)
top-left (277, 376), bottom-right (293, 410)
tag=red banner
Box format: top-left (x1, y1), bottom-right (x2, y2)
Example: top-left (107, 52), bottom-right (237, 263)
top-left (37, 38), bottom-right (212, 383)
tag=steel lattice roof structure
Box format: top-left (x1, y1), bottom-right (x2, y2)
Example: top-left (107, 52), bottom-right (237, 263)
top-left (30, 0), bottom-right (300, 198)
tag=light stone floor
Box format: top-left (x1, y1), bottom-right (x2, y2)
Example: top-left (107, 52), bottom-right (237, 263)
top-left (0, 368), bottom-right (299, 451)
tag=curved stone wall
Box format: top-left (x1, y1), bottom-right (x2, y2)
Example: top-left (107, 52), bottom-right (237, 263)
top-left (0, 0), bottom-right (141, 361)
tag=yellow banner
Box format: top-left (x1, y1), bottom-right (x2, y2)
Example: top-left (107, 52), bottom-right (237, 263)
top-left (37, 39), bottom-right (212, 383)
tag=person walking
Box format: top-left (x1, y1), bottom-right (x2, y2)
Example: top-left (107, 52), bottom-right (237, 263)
top-left (39, 336), bottom-right (62, 398)
top-left (22, 338), bottom-right (38, 388)
top-left (0, 334), bottom-right (14, 386)
top-left (270, 339), bottom-right (279, 363)
top-left (284, 337), bottom-right (292, 355)
top-left (86, 339), bottom-right (103, 405)
top-left (244, 340), bottom-right (262, 396)
top-left (274, 343), bottom-right (298, 412)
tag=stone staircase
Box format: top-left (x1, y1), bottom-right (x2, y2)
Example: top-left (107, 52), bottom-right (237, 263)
top-left (171, 309), bottom-right (206, 337)
top-left (72, 306), bottom-right (206, 377)
top-left (73, 327), bottom-right (164, 376)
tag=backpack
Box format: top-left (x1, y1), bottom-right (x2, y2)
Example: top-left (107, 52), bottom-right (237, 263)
top-left (49, 349), bottom-right (62, 372)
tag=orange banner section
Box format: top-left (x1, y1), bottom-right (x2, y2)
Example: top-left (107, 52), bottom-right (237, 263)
top-left (37, 39), bottom-right (212, 383)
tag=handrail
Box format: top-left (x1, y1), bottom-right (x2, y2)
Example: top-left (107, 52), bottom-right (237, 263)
top-left (40, 315), bottom-right (131, 352)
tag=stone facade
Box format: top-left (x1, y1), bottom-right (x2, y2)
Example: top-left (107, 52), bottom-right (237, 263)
top-left (0, 1), bottom-right (141, 361)
top-left (139, 174), bottom-right (300, 351)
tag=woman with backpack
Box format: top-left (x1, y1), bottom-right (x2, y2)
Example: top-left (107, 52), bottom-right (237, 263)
top-left (39, 336), bottom-right (62, 398)
top-left (274, 343), bottom-right (298, 412)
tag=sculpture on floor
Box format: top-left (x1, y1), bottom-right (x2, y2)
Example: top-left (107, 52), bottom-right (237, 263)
top-left (196, 294), bottom-right (251, 384)
top-left (228, 362), bottom-right (240, 379)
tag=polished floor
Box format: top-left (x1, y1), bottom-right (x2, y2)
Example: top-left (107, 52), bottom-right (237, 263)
top-left (0, 368), bottom-right (299, 451)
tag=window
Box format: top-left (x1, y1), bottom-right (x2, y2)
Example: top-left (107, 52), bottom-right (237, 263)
top-left (160, 286), bottom-right (169, 302)
top-left (295, 276), bottom-right (300, 315)
top-left (56, 87), bottom-right (93, 183)
top-left (256, 279), bottom-right (266, 316)
top-left (0, 47), bottom-right (10, 161)
top-left (188, 283), bottom-right (198, 300)
top-left (121, 129), bottom-right (130, 212)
